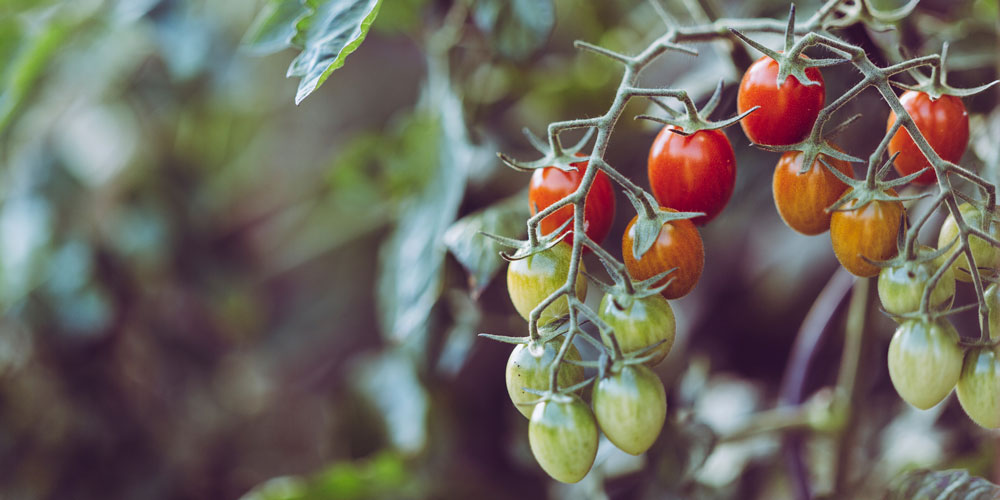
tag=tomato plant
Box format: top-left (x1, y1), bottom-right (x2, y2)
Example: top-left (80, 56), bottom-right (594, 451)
top-left (936, 202), bottom-right (1000, 282)
top-left (956, 347), bottom-right (1000, 429)
top-left (506, 242), bottom-right (587, 324)
top-left (877, 250), bottom-right (955, 315)
top-left (622, 212), bottom-right (704, 300)
top-left (737, 55), bottom-right (825, 146)
top-left (887, 319), bottom-right (963, 410)
top-left (987, 283), bottom-right (1000, 340)
top-left (530, 159), bottom-right (615, 244)
top-left (505, 339), bottom-right (585, 418)
top-left (830, 190), bottom-right (904, 277)
top-left (647, 126), bottom-right (736, 225)
top-left (597, 293), bottom-right (675, 365)
top-left (772, 146), bottom-right (853, 235)
top-left (528, 394), bottom-right (599, 483)
top-left (886, 91), bottom-right (969, 185)
top-left (591, 364), bottom-right (666, 455)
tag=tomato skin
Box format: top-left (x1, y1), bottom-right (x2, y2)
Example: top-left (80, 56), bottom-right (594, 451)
top-left (877, 249), bottom-right (956, 315)
top-left (529, 159), bottom-right (615, 245)
top-left (647, 127), bottom-right (736, 225)
top-left (772, 147), bottom-right (853, 235)
top-left (887, 319), bottom-right (963, 410)
top-left (829, 190), bottom-right (903, 277)
top-left (506, 339), bottom-right (585, 418)
top-left (528, 394), bottom-right (599, 483)
top-left (597, 293), bottom-right (675, 366)
top-left (986, 284), bottom-right (1000, 340)
top-left (936, 203), bottom-right (1000, 282)
top-left (737, 55), bottom-right (825, 146)
top-left (591, 364), bottom-right (666, 455)
top-left (956, 347), bottom-right (1000, 428)
top-left (506, 242), bottom-right (587, 324)
top-left (622, 212), bottom-right (704, 300)
top-left (887, 92), bottom-right (969, 185)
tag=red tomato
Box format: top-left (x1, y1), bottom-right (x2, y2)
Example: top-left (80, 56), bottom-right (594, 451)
top-left (647, 126), bottom-right (736, 226)
top-left (772, 146), bottom-right (853, 235)
top-left (737, 55), bottom-right (825, 146)
top-left (886, 91), bottom-right (969, 185)
top-left (622, 211), bottom-right (704, 299)
top-left (530, 157), bottom-right (615, 245)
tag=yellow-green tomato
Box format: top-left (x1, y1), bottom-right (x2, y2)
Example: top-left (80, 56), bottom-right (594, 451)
top-left (506, 242), bottom-right (587, 324)
top-left (986, 283), bottom-right (1000, 340)
top-left (887, 319), bottom-right (963, 409)
top-left (591, 364), bottom-right (667, 455)
top-left (528, 394), bottom-right (598, 483)
top-left (597, 294), bottom-right (676, 365)
top-left (506, 339), bottom-right (584, 418)
top-left (876, 254), bottom-right (955, 316)
top-left (937, 203), bottom-right (1000, 282)
top-left (956, 347), bottom-right (1000, 428)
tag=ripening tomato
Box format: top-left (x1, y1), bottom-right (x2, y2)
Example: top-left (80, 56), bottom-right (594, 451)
top-left (887, 318), bottom-right (963, 410)
top-left (530, 157), bottom-right (615, 245)
top-left (647, 126), bottom-right (736, 225)
top-left (772, 146), bottom-right (854, 235)
top-left (956, 347), bottom-right (1000, 428)
top-left (505, 339), bottom-right (585, 418)
top-left (830, 190), bottom-right (904, 277)
top-left (506, 242), bottom-right (587, 324)
top-left (591, 364), bottom-right (666, 455)
top-left (986, 283), bottom-right (1000, 340)
top-left (529, 394), bottom-right (599, 483)
top-left (597, 293), bottom-right (675, 365)
top-left (877, 247), bottom-right (956, 316)
top-left (936, 203), bottom-right (1000, 282)
top-left (737, 55), bottom-right (825, 146)
top-left (622, 212), bottom-right (704, 300)
top-left (887, 91), bottom-right (969, 185)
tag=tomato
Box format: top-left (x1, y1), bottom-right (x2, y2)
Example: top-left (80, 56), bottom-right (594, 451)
top-left (622, 212), bottom-right (704, 300)
top-left (737, 55), bottom-right (825, 146)
top-left (530, 158), bottom-right (615, 245)
top-left (986, 283), bottom-right (1000, 340)
top-left (887, 319), bottom-right (963, 410)
top-left (772, 146), bottom-right (853, 235)
top-left (829, 190), bottom-right (903, 277)
top-left (528, 394), bottom-right (598, 483)
top-left (876, 248), bottom-right (955, 315)
top-left (591, 364), bottom-right (666, 455)
top-left (506, 339), bottom-right (585, 418)
top-left (506, 242), bottom-right (587, 324)
top-left (936, 202), bottom-right (1000, 282)
top-left (886, 91), bottom-right (969, 185)
top-left (956, 347), bottom-right (1000, 428)
top-left (647, 126), bottom-right (736, 225)
top-left (597, 293), bottom-right (675, 365)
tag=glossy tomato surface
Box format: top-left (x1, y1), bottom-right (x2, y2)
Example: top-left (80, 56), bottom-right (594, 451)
top-left (737, 55), bottom-right (825, 146)
top-left (506, 242), bottom-right (587, 324)
top-left (936, 202), bottom-right (1000, 282)
top-left (772, 146), bottom-right (853, 235)
top-left (830, 190), bottom-right (903, 277)
top-left (622, 212), bottom-right (704, 300)
top-left (505, 339), bottom-right (585, 418)
top-left (597, 293), bottom-right (675, 366)
top-left (591, 364), bottom-right (666, 455)
top-left (647, 127), bottom-right (736, 225)
top-left (877, 248), bottom-right (955, 316)
top-left (529, 394), bottom-right (599, 483)
top-left (530, 158), bottom-right (615, 245)
top-left (887, 319), bottom-right (963, 410)
top-left (956, 347), bottom-right (1000, 428)
top-left (887, 91), bottom-right (969, 185)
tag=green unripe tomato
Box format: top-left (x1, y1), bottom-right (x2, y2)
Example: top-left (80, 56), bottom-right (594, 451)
top-left (529, 394), bottom-right (598, 483)
top-left (956, 347), bottom-right (1000, 428)
top-left (506, 242), bottom-right (587, 324)
top-left (986, 283), bottom-right (1000, 340)
top-left (506, 339), bottom-right (585, 418)
top-left (937, 203), bottom-right (1000, 282)
top-left (887, 319), bottom-right (963, 410)
top-left (877, 251), bottom-right (955, 316)
top-left (591, 364), bottom-right (666, 455)
top-left (597, 294), bottom-right (676, 365)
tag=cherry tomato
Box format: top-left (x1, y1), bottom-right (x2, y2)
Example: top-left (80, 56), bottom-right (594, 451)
top-left (877, 247), bottom-right (955, 316)
top-left (887, 318), bottom-right (963, 410)
top-left (506, 242), bottom-right (587, 324)
top-left (530, 158), bottom-right (615, 245)
top-left (986, 283), bottom-right (1000, 340)
top-left (597, 293), bottom-right (675, 365)
top-left (647, 126), bottom-right (736, 225)
top-left (830, 190), bottom-right (903, 277)
top-left (956, 347), bottom-right (1000, 428)
top-left (936, 202), bottom-right (1000, 282)
top-left (887, 91), bottom-right (969, 185)
top-left (772, 146), bottom-right (853, 235)
top-left (529, 394), bottom-right (598, 483)
top-left (737, 55), bottom-right (825, 146)
top-left (591, 364), bottom-right (666, 455)
top-left (622, 212), bottom-right (704, 300)
top-left (506, 339), bottom-right (585, 418)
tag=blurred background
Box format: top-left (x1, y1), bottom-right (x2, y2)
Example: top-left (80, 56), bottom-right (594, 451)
top-left (0, 0), bottom-right (998, 498)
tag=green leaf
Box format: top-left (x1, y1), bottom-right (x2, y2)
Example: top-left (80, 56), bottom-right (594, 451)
top-left (242, 0), bottom-right (311, 55)
top-left (286, 0), bottom-right (383, 104)
top-left (884, 469), bottom-right (1000, 500)
top-left (474, 0), bottom-right (555, 61)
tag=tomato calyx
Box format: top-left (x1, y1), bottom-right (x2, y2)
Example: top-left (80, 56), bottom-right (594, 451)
top-left (498, 127), bottom-right (595, 173)
top-left (481, 214), bottom-right (574, 261)
top-left (756, 117), bottom-right (864, 179)
top-left (824, 153), bottom-right (927, 215)
top-left (634, 80), bottom-right (758, 136)
top-left (891, 42), bottom-right (999, 101)
top-left (622, 189), bottom-right (702, 260)
top-left (479, 317), bottom-right (571, 346)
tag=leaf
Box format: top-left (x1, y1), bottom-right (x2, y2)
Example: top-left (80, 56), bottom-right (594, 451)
top-left (884, 469), bottom-right (1000, 500)
top-left (286, 0), bottom-right (383, 104)
top-left (442, 190), bottom-right (529, 298)
top-left (349, 351), bottom-right (429, 454)
top-left (473, 0), bottom-right (555, 61)
top-left (242, 0), bottom-right (311, 55)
